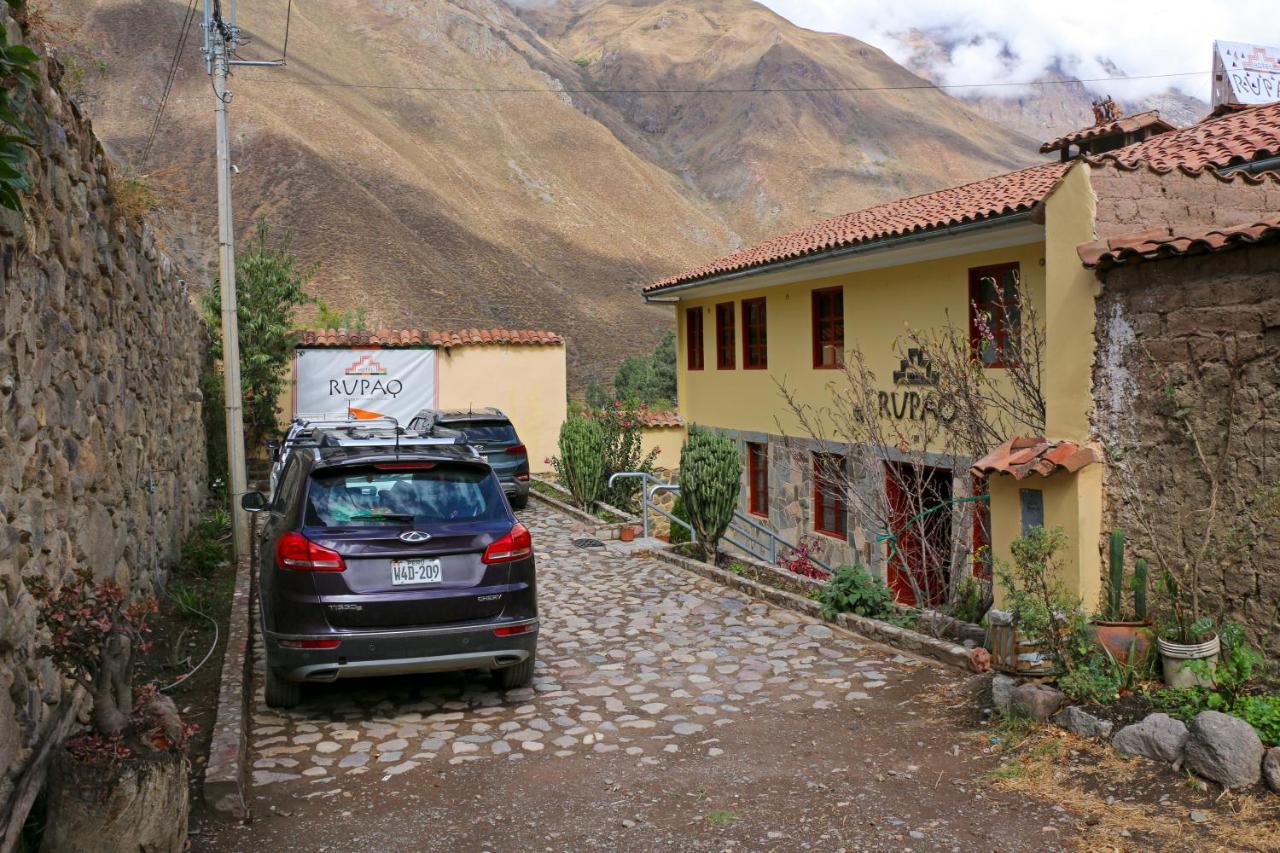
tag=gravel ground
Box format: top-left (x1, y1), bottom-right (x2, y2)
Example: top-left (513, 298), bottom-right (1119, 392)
top-left (193, 503), bottom-right (1079, 851)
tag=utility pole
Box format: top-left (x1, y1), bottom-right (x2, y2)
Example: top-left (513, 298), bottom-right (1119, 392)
top-left (202, 0), bottom-right (283, 560)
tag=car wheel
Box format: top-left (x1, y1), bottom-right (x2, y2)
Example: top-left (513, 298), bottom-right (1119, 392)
top-left (510, 493), bottom-right (529, 510)
top-left (497, 654), bottom-right (535, 689)
top-left (264, 662), bottom-right (302, 708)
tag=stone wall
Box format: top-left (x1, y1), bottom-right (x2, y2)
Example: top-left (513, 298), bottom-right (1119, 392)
top-left (0, 19), bottom-right (207, 822)
top-left (1093, 242), bottom-right (1280, 656)
top-left (1091, 163), bottom-right (1280, 239)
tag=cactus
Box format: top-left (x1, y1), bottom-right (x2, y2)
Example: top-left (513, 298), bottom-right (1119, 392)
top-left (1106, 529), bottom-right (1125, 621)
top-left (556, 417), bottom-right (606, 511)
top-left (679, 429), bottom-right (742, 562)
top-left (1133, 557), bottom-right (1149, 622)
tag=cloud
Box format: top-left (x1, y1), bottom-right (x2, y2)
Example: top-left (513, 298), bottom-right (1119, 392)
top-left (759, 0), bottom-right (1280, 102)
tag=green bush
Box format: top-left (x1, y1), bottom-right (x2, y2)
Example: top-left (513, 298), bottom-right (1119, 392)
top-left (597, 402), bottom-right (660, 510)
top-left (679, 429), bottom-right (741, 562)
top-left (1232, 695), bottom-right (1280, 746)
top-left (550, 417), bottom-right (606, 511)
top-left (180, 510), bottom-right (231, 576)
top-left (815, 564), bottom-right (895, 621)
top-left (668, 494), bottom-right (691, 545)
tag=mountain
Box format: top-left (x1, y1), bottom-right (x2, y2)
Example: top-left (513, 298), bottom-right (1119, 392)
top-left (895, 29), bottom-right (1209, 143)
top-left (43, 0), bottom-right (1040, 386)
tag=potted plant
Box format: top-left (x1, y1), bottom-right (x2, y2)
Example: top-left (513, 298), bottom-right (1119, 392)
top-left (1155, 571), bottom-right (1218, 688)
top-left (1090, 530), bottom-right (1155, 665)
top-left (619, 524), bottom-right (638, 542)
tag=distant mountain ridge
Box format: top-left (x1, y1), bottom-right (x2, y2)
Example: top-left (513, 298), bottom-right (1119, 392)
top-left (47, 0), bottom-right (1042, 386)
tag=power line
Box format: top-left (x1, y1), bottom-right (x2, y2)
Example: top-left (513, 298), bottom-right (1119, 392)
top-left (237, 69), bottom-right (1210, 96)
top-left (141, 0), bottom-right (198, 166)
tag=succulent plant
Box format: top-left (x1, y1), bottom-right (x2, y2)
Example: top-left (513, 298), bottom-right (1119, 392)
top-left (679, 428), bottom-right (741, 561)
top-left (1104, 529), bottom-right (1149, 622)
top-left (556, 417), bottom-right (605, 511)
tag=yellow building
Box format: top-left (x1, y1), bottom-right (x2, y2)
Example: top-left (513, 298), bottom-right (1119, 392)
top-left (643, 103), bottom-right (1280, 611)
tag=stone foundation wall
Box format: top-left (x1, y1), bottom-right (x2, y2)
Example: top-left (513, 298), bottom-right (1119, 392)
top-left (0, 19), bottom-right (207, 820)
top-left (1093, 242), bottom-right (1280, 656)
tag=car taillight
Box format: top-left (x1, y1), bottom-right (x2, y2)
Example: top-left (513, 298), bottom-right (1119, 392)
top-left (515, 473), bottom-right (530, 482)
top-left (494, 624), bottom-right (534, 637)
top-left (275, 532), bottom-right (346, 572)
top-left (482, 523), bottom-right (533, 564)
top-left (279, 638), bottom-right (341, 649)
top-left (505, 444), bottom-right (527, 455)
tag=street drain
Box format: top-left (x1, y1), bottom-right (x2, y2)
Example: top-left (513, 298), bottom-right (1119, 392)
top-left (572, 537), bottom-right (606, 549)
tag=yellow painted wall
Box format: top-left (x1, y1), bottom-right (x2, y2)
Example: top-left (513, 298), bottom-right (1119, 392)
top-left (674, 243), bottom-right (1047, 440)
top-left (436, 344), bottom-right (568, 474)
top-left (641, 424), bottom-right (687, 467)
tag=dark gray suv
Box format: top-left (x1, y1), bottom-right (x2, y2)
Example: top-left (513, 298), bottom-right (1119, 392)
top-left (241, 423), bottom-right (538, 708)
top-left (410, 408), bottom-right (530, 509)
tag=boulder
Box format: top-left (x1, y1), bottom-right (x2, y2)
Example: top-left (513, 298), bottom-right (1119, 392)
top-left (991, 674), bottom-right (1018, 715)
top-left (1113, 713), bottom-right (1189, 764)
top-left (1264, 748), bottom-right (1280, 795)
top-left (1052, 705), bottom-right (1114, 740)
top-left (1009, 683), bottom-right (1064, 721)
top-left (1183, 711), bottom-right (1264, 789)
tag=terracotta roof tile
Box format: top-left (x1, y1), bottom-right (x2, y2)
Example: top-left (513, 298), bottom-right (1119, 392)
top-left (644, 162), bottom-right (1070, 293)
top-left (1039, 110), bottom-right (1176, 154)
top-left (296, 328), bottom-right (564, 349)
top-left (636, 410), bottom-right (684, 428)
top-left (1086, 100), bottom-right (1280, 174)
top-left (971, 436), bottom-right (1100, 481)
top-left (1078, 218), bottom-right (1280, 269)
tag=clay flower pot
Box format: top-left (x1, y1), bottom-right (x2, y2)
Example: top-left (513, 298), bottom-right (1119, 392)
top-left (1091, 620), bottom-right (1155, 667)
top-left (619, 526), bottom-right (637, 542)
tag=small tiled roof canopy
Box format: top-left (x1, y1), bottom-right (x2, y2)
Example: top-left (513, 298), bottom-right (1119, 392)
top-left (297, 328), bottom-right (564, 349)
top-left (1039, 110), bottom-right (1176, 155)
top-left (647, 101), bottom-right (1280, 294)
top-left (635, 410), bottom-right (684, 428)
top-left (1078, 218), bottom-right (1280, 269)
top-left (971, 436), bottom-right (1100, 480)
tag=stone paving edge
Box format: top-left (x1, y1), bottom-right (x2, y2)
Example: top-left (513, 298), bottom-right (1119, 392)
top-left (527, 487), bottom-right (635, 539)
top-left (647, 547), bottom-right (973, 671)
top-left (202, 553), bottom-right (254, 820)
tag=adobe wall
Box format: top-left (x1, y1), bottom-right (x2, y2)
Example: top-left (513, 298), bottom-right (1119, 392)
top-left (1093, 242), bottom-right (1280, 655)
top-left (1091, 163), bottom-right (1280, 239)
top-left (0, 16), bottom-right (207, 821)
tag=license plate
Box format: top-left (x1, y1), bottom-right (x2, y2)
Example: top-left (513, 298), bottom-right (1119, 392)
top-left (390, 558), bottom-right (443, 586)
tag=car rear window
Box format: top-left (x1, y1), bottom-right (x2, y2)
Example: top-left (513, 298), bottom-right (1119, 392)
top-left (452, 422), bottom-right (517, 443)
top-left (305, 464), bottom-right (506, 526)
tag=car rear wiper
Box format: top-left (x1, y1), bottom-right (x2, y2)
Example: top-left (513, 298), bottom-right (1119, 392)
top-left (348, 512), bottom-right (415, 523)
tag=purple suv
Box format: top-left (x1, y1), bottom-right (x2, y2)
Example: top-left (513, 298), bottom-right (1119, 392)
top-left (241, 426), bottom-right (538, 708)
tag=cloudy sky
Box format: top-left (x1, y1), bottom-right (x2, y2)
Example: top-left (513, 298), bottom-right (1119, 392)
top-left (759, 0), bottom-right (1280, 101)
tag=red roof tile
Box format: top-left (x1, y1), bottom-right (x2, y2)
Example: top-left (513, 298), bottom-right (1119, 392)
top-left (1039, 110), bottom-right (1176, 155)
top-left (1086, 100), bottom-right (1280, 174)
top-left (644, 162), bottom-right (1070, 292)
top-left (636, 410), bottom-right (684, 428)
top-left (1078, 218), bottom-right (1280, 269)
top-left (971, 436), bottom-right (1100, 481)
top-left (297, 328), bottom-right (564, 349)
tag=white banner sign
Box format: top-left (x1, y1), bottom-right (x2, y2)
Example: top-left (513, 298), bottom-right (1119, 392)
top-left (294, 347), bottom-right (437, 424)
top-left (1213, 41), bottom-right (1280, 107)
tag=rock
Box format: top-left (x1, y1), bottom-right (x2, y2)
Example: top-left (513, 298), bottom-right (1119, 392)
top-left (1183, 711), bottom-right (1264, 789)
top-left (1009, 683), bottom-right (1064, 720)
top-left (991, 674), bottom-right (1018, 715)
top-left (1189, 810), bottom-right (1209, 823)
top-left (1113, 713), bottom-right (1189, 764)
top-left (1264, 748), bottom-right (1280, 794)
top-left (968, 647), bottom-right (991, 673)
top-left (1052, 706), bottom-right (1114, 740)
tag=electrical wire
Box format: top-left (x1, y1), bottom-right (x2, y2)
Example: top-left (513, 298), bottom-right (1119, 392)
top-left (237, 69), bottom-right (1210, 97)
top-left (159, 589), bottom-right (221, 693)
top-left (141, 0), bottom-right (198, 166)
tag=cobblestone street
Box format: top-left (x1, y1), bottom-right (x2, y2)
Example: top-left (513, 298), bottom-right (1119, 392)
top-left (197, 502), bottom-right (1074, 851)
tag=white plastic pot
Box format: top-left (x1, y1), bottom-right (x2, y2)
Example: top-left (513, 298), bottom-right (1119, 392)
top-left (1157, 633), bottom-right (1220, 689)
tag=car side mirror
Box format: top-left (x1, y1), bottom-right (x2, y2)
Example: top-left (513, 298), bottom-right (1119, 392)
top-left (241, 491), bottom-right (268, 513)
top-left (266, 439), bottom-right (281, 460)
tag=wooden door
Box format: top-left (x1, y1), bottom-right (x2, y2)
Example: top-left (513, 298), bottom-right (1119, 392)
top-left (884, 463), bottom-right (952, 607)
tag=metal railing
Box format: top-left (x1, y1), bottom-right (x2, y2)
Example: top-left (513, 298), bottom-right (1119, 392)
top-left (607, 472), bottom-right (829, 573)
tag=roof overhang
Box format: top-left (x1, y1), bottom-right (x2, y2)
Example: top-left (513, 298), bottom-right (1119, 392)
top-left (643, 213), bottom-right (1043, 303)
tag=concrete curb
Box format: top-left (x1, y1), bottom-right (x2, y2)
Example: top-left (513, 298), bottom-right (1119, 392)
top-left (202, 553), bottom-right (253, 820)
top-left (648, 547), bottom-right (973, 671)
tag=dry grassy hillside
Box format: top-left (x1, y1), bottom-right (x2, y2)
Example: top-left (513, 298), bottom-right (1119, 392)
top-left (45, 0), bottom-right (1042, 386)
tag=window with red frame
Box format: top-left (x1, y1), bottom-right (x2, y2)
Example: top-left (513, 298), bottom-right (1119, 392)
top-left (813, 452), bottom-right (847, 539)
top-left (969, 262), bottom-right (1022, 368)
top-left (741, 298), bottom-right (767, 369)
top-left (812, 287), bottom-right (844, 368)
top-left (747, 442), bottom-right (768, 516)
top-left (971, 476), bottom-right (992, 579)
top-left (686, 307), bottom-right (704, 370)
top-left (715, 302), bottom-right (735, 369)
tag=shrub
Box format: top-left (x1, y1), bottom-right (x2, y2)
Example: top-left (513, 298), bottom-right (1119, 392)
top-left (1232, 695), bottom-right (1280, 746)
top-left (815, 564), bottom-right (894, 621)
top-left (679, 429), bottom-right (741, 562)
top-left (779, 535), bottom-right (830, 580)
top-left (179, 510), bottom-right (231, 576)
top-left (597, 402), bottom-right (660, 510)
top-left (668, 494), bottom-right (691, 545)
top-left (948, 576), bottom-right (990, 625)
top-left (550, 417), bottom-right (606, 511)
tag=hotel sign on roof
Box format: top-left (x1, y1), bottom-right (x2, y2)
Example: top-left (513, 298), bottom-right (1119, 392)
top-left (1213, 41), bottom-right (1280, 108)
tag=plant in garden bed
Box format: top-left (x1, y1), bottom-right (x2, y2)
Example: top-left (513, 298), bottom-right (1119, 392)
top-left (779, 534), bottom-right (830, 580)
top-left (550, 416), bottom-right (606, 512)
top-left (595, 401), bottom-right (660, 510)
top-left (679, 429), bottom-right (741, 563)
top-left (813, 564), bottom-right (898, 622)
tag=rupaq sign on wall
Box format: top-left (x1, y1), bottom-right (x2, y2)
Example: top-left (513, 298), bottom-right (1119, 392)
top-left (294, 347), bottom-right (437, 424)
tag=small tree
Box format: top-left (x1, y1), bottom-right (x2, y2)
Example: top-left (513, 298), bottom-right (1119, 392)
top-left (680, 429), bottom-right (741, 562)
top-left (598, 401), bottom-right (660, 510)
top-left (614, 330), bottom-right (677, 408)
top-left (203, 218), bottom-right (316, 453)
